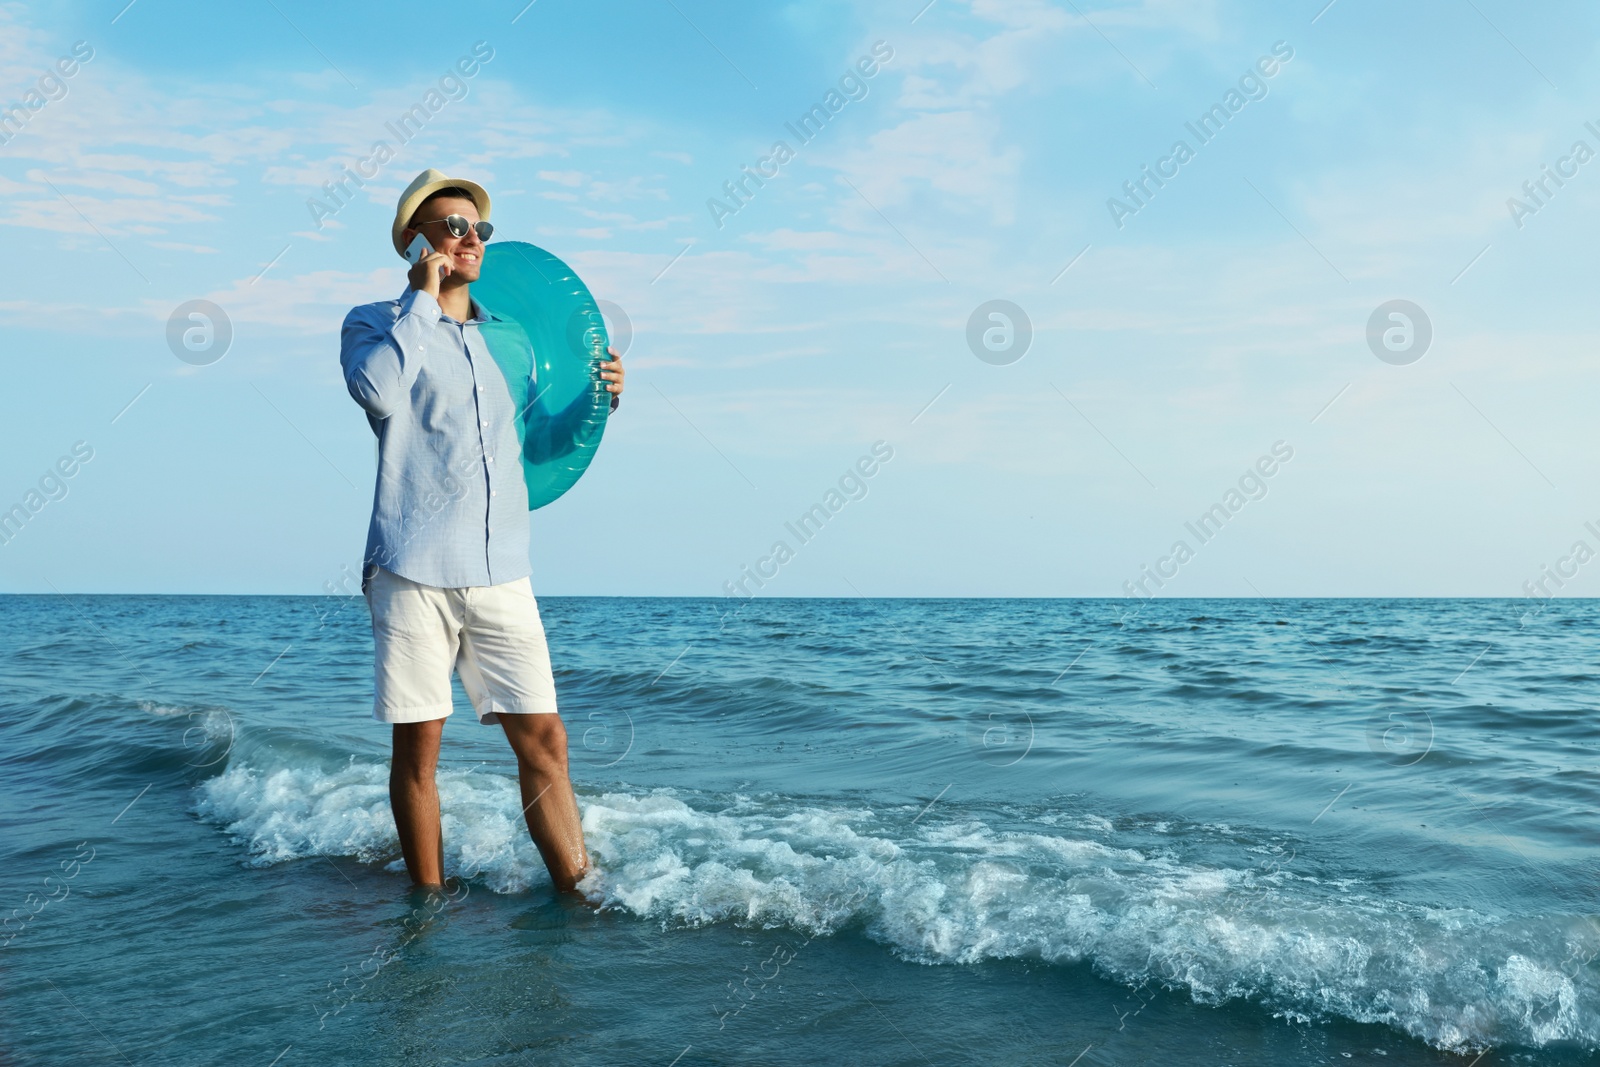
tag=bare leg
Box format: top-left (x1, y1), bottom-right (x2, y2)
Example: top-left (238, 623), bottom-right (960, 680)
top-left (390, 719), bottom-right (447, 887)
top-left (498, 714), bottom-right (588, 894)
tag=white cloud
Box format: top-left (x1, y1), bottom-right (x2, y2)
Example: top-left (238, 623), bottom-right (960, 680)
top-left (835, 110), bottom-right (1023, 225)
top-left (146, 267), bottom-right (407, 335)
top-left (149, 241), bottom-right (219, 253)
top-left (537, 170), bottom-right (585, 186)
top-left (0, 11), bottom-right (640, 261)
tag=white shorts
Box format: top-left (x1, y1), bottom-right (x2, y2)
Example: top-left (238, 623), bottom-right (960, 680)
top-left (362, 566), bottom-right (560, 725)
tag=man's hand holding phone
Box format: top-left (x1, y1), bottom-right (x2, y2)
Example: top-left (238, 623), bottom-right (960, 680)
top-left (404, 233), bottom-right (450, 298)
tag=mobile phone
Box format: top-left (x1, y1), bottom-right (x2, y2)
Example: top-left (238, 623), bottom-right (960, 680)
top-left (403, 232), bottom-right (434, 265)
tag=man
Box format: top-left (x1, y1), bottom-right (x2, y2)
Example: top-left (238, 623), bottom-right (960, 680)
top-left (339, 168), bottom-right (623, 895)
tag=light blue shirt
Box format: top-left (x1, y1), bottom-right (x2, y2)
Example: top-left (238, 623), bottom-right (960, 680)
top-left (340, 286), bottom-right (531, 589)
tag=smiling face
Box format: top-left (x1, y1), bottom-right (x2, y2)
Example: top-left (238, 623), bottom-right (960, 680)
top-left (401, 194), bottom-right (485, 285)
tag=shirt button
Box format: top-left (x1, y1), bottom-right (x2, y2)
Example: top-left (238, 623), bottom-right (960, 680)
top-left (487, 456), bottom-right (494, 463)
top-left (491, 491), bottom-right (497, 497)
top-left (481, 421), bottom-right (488, 428)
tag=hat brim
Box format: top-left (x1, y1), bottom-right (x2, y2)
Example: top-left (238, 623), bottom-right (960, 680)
top-left (391, 178), bottom-right (492, 258)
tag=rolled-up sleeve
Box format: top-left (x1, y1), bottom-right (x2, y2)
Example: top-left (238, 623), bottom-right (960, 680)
top-left (340, 289), bottom-right (442, 420)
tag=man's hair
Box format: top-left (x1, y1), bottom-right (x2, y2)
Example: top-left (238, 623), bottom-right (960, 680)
top-left (409, 186), bottom-right (477, 227)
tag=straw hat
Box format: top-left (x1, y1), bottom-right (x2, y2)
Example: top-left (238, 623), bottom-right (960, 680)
top-left (390, 168), bottom-right (491, 258)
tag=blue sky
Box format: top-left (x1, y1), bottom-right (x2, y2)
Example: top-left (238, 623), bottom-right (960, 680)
top-left (1, 0), bottom-right (1597, 597)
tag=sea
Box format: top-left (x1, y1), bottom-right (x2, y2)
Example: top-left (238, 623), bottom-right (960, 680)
top-left (1, 594), bottom-right (1596, 1066)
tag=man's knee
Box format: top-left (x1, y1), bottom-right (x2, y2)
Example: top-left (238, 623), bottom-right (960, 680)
top-left (509, 715), bottom-right (569, 773)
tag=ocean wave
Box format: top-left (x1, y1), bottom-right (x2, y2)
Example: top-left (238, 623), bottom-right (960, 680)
top-left (194, 757), bottom-right (549, 894)
top-left (191, 757), bottom-right (1599, 1054)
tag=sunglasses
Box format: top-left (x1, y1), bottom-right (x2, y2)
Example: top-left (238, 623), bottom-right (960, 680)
top-left (412, 214), bottom-right (494, 241)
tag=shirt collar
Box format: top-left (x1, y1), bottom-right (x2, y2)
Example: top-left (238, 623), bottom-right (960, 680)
top-left (399, 285), bottom-right (504, 325)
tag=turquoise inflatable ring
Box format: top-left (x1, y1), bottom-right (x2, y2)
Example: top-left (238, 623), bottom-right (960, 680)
top-left (471, 241), bottom-right (613, 510)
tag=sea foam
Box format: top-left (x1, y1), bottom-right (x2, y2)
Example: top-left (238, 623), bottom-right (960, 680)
top-left (194, 757), bottom-right (1600, 1053)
